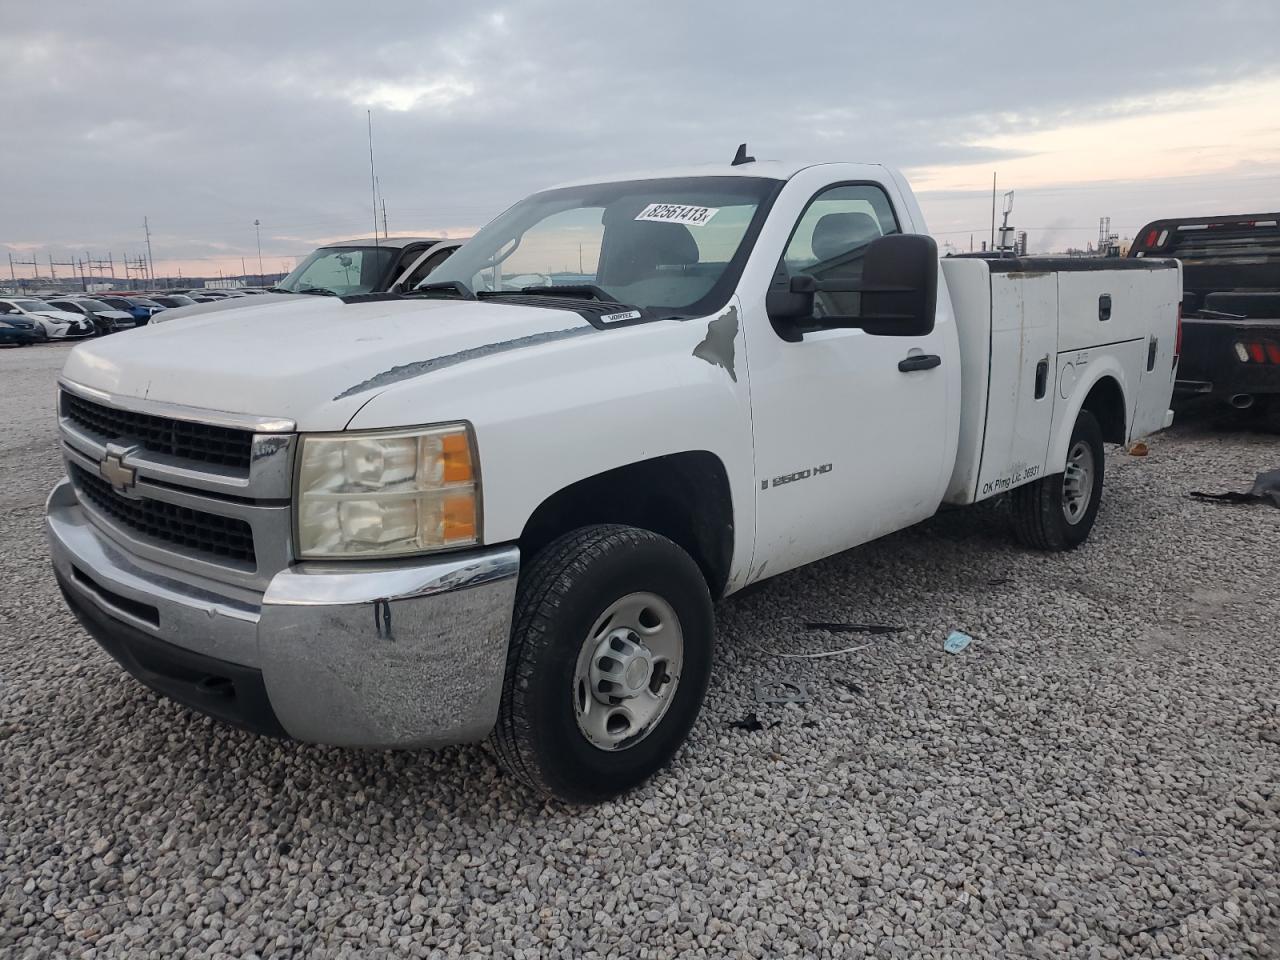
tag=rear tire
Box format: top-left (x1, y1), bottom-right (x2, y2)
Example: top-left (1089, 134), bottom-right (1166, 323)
top-left (1011, 410), bottom-right (1105, 551)
top-left (492, 524), bottom-right (713, 803)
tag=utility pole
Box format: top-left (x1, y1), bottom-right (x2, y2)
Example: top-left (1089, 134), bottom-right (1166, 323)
top-left (241, 257), bottom-right (247, 282)
top-left (381, 197), bottom-right (389, 240)
top-left (144, 217), bottom-right (155, 284)
top-left (990, 172), bottom-right (997, 252)
top-left (7, 253), bottom-right (16, 290)
top-left (254, 219), bottom-right (264, 285)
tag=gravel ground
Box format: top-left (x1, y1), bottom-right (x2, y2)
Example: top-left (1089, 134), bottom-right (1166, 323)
top-left (2, 341), bottom-right (1278, 959)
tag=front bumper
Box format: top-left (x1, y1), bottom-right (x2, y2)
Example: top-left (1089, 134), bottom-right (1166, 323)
top-left (46, 478), bottom-right (519, 748)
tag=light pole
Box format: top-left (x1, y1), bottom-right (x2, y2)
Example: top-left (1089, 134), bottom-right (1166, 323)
top-left (254, 219), bottom-right (265, 286)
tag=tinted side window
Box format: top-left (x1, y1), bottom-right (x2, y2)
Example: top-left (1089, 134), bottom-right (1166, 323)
top-left (404, 247), bottom-right (456, 289)
top-left (781, 184), bottom-right (899, 318)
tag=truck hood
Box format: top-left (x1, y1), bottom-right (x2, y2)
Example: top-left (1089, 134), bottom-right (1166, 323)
top-left (152, 292), bottom-right (309, 323)
top-left (61, 296), bottom-right (595, 431)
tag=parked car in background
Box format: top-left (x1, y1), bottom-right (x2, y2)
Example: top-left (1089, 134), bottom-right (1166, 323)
top-left (1130, 212), bottom-right (1280, 430)
top-left (96, 296), bottom-right (161, 326)
top-left (44, 298), bottom-right (136, 335)
top-left (148, 294), bottom-right (199, 309)
top-left (0, 310), bottom-right (40, 345)
top-left (0, 298), bottom-right (94, 339)
top-left (150, 237), bottom-right (463, 323)
top-left (122, 296), bottom-right (169, 321)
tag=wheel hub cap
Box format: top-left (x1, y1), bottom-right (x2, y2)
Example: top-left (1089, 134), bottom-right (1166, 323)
top-left (573, 592), bottom-right (684, 752)
top-left (590, 630), bottom-right (655, 699)
top-left (1062, 439), bottom-right (1095, 524)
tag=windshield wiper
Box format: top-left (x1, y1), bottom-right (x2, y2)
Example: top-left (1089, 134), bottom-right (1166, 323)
top-left (410, 280), bottom-right (476, 301)
top-left (293, 286), bottom-right (338, 297)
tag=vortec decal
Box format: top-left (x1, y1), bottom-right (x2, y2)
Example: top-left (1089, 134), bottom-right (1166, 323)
top-left (761, 463), bottom-right (833, 490)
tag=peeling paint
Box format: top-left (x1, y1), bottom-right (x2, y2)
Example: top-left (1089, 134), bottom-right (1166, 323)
top-left (692, 306), bottom-right (738, 382)
top-left (252, 436), bottom-right (290, 462)
top-left (333, 325), bottom-right (597, 401)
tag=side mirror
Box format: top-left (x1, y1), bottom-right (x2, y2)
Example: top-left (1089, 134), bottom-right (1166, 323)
top-left (764, 267), bottom-right (814, 326)
top-left (858, 233), bottom-right (938, 337)
top-left (765, 234), bottom-right (938, 339)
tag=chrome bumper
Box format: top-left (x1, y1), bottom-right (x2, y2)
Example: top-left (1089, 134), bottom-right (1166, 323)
top-left (46, 479), bottom-right (519, 748)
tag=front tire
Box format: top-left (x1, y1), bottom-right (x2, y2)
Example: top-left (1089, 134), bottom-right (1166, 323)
top-left (1011, 409), bottom-right (1105, 550)
top-left (492, 524), bottom-right (713, 803)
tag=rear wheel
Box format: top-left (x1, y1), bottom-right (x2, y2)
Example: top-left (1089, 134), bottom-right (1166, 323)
top-left (1011, 409), bottom-right (1105, 551)
top-left (492, 524), bottom-right (713, 803)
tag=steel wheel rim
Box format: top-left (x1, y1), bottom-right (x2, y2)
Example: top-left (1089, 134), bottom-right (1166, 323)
top-left (1062, 440), bottom-right (1095, 524)
top-left (573, 591), bottom-right (684, 752)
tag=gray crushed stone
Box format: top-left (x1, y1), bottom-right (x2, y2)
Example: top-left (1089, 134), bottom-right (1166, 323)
top-left (2, 342), bottom-right (1278, 958)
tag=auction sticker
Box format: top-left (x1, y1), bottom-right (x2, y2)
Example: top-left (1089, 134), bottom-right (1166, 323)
top-left (635, 203), bottom-right (719, 226)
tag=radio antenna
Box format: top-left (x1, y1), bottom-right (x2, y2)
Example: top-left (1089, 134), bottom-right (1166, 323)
top-left (367, 111), bottom-right (380, 247)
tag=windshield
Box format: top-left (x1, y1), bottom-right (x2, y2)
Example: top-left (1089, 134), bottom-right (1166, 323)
top-left (275, 245), bottom-right (398, 295)
top-left (419, 176), bottom-right (781, 317)
top-left (14, 300), bottom-right (48, 312)
top-left (129, 297), bottom-right (161, 307)
top-left (77, 299), bottom-right (112, 311)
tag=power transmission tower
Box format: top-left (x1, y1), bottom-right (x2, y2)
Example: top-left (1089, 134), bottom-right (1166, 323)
top-left (124, 255), bottom-right (150, 289)
top-left (83, 252), bottom-right (116, 288)
top-left (50, 254), bottom-right (79, 288)
top-left (11, 254), bottom-right (40, 292)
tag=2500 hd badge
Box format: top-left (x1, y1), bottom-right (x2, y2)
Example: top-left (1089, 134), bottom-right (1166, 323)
top-left (763, 463), bottom-right (833, 490)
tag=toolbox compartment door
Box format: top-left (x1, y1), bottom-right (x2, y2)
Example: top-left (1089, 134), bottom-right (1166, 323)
top-left (971, 271), bottom-right (1059, 501)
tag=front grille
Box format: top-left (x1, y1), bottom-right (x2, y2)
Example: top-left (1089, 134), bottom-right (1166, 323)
top-left (71, 463), bottom-right (256, 566)
top-left (63, 392), bottom-right (254, 469)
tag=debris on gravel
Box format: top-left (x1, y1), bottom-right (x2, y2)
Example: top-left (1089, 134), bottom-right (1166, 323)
top-left (2, 345), bottom-right (1278, 958)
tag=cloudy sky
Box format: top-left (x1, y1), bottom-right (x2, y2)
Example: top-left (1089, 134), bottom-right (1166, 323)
top-left (3, 1), bottom-right (1280, 279)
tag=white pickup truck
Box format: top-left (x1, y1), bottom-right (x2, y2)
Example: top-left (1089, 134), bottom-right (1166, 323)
top-left (47, 158), bottom-right (1180, 802)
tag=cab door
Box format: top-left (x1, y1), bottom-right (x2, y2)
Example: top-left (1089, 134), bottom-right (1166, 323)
top-left (741, 177), bottom-right (953, 580)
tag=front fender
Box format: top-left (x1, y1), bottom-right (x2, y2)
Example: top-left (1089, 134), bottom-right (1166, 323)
top-left (345, 303), bottom-right (758, 585)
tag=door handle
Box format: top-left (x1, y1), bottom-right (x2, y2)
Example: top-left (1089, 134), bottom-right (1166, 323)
top-left (898, 353), bottom-right (942, 372)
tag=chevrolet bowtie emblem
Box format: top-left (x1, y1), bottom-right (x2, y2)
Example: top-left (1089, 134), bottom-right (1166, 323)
top-left (99, 452), bottom-right (137, 493)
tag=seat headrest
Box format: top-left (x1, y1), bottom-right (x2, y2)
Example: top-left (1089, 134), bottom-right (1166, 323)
top-left (601, 220), bottom-right (699, 284)
top-left (811, 212), bottom-right (881, 263)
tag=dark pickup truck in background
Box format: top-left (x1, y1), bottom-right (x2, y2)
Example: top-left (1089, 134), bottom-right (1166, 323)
top-left (1130, 213), bottom-right (1280, 430)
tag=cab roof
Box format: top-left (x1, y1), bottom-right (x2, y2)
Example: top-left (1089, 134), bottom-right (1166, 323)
top-left (319, 236), bottom-right (451, 249)
top-left (548, 160), bottom-right (888, 191)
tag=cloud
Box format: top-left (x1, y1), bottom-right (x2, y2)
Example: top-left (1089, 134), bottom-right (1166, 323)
top-left (2, 0), bottom-right (1280, 272)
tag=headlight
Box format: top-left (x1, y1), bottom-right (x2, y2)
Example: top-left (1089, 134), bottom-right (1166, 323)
top-left (295, 424), bottom-right (479, 559)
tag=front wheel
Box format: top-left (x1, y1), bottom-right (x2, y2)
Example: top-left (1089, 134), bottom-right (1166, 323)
top-left (1011, 409), bottom-right (1105, 551)
top-left (491, 524), bottom-right (713, 803)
